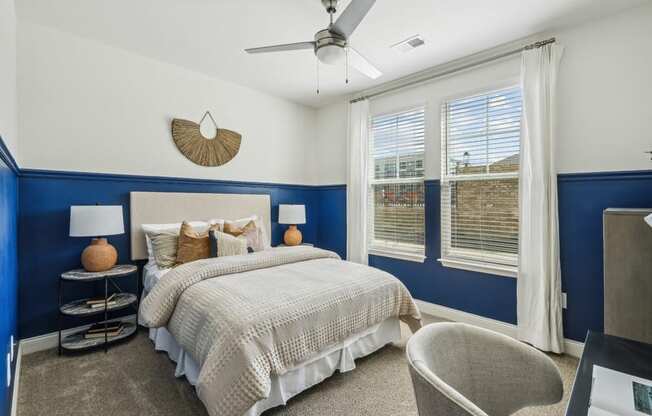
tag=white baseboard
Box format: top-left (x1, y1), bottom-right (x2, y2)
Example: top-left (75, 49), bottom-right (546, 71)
top-left (414, 299), bottom-right (584, 358)
top-left (19, 314), bottom-right (137, 356)
top-left (10, 342), bottom-right (22, 416)
top-left (12, 315), bottom-right (138, 416)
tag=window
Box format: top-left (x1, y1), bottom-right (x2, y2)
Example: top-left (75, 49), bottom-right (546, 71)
top-left (368, 107), bottom-right (426, 262)
top-left (440, 86), bottom-right (522, 276)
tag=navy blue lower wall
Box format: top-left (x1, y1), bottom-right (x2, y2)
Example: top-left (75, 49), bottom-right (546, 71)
top-left (0, 143), bottom-right (18, 416)
top-left (316, 185), bottom-right (347, 259)
top-left (16, 167), bottom-right (652, 344)
top-left (557, 171), bottom-right (652, 341)
top-left (17, 170), bottom-right (328, 339)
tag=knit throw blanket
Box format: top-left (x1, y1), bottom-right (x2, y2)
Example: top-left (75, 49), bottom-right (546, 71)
top-left (140, 246), bottom-right (421, 416)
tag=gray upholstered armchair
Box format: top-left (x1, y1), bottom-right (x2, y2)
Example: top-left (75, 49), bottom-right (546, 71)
top-left (406, 323), bottom-right (563, 416)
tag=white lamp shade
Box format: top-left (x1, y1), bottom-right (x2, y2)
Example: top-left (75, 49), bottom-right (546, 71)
top-left (278, 204), bottom-right (306, 225)
top-left (69, 205), bottom-right (125, 237)
top-left (646, 213), bottom-right (652, 229)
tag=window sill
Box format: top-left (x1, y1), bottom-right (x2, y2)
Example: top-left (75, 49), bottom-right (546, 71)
top-left (438, 258), bottom-right (517, 278)
top-left (368, 248), bottom-right (426, 263)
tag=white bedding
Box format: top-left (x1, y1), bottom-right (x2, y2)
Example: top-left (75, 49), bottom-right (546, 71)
top-left (138, 256), bottom-right (410, 416)
top-left (138, 262), bottom-right (170, 327)
top-left (148, 318), bottom-right (400, 416)
top-left (142, 261), bottom-right (170, 294)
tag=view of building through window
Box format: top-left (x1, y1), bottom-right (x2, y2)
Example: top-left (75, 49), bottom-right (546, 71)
top-left (441, 86), bottom-right (522, 267)
top-left (369, 108), bottom-right (425, 254)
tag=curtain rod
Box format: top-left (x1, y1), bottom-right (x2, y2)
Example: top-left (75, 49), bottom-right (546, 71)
top-left (350, 37), bottom-right (556, 104)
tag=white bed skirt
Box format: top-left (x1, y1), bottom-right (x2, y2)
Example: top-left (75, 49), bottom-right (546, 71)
top-left (148, 317), bottom-right (401, 416)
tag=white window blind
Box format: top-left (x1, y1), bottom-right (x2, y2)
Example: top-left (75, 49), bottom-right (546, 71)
top-left (440, 86), bottom-right (522, 272)
top-left (368, 107), bottom-right (425, 261)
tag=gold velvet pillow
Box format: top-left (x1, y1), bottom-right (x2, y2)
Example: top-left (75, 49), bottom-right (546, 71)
top-left (176, 222), bottom-right (215, 264)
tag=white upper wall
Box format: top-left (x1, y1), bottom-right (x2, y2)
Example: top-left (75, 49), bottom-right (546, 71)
top-left (556, 3), bottom-right (652, 174)
top-left (313, 2), bottom-right (652, 183)
top-left (17, 22), bottom-right (318, 185)
top-left (0, 0), bottom-right (18, 159)
top-left (312, 101), bottom-right (348, 185)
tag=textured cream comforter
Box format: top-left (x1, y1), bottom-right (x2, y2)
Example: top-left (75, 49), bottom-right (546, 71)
top-left (140, 246), bottom-right (421, 416)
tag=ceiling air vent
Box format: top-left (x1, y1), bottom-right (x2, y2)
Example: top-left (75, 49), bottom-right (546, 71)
top-left (392, 35), bottom-right (425, 53)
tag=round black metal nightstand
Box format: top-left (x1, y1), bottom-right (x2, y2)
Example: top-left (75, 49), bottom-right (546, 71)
top-left (58, 264), bottom-right (139, 354)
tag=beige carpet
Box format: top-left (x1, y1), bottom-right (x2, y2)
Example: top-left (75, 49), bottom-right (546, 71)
top-left (18, 315), bottom-right (578, 416)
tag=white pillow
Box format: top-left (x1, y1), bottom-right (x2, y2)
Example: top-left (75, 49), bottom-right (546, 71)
top-left (208, 218), bottom-right (225, 227)
top-left (142, 221), bottom-right (209, 260)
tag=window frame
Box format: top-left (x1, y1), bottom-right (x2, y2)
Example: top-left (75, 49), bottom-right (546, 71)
top-left (438, 84), bottom-right (522, 278)
top-left (367, 104), bottom-right (427, 263)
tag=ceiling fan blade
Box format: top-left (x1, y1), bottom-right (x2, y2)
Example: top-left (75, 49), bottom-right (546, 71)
top-left (348, 47), bottom-right (382, 79)
top-left (331, 0), bottom-right (376, 39)
top-left (245, 41), bottom-right (315, 54)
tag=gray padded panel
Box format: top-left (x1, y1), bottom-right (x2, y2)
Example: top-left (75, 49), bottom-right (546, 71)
top-left (603, 208), bottom-right (652, 344)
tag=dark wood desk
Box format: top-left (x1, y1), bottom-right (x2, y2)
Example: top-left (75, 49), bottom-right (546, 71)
top-left (566, 331), bottom-right (652, 416)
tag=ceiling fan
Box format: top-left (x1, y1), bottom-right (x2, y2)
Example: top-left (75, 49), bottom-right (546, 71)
top-left (245, 0), bottom-right (381, 80)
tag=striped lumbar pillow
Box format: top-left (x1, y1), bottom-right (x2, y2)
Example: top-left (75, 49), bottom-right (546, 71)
top-left (210, 230), bottom-right (248, 258)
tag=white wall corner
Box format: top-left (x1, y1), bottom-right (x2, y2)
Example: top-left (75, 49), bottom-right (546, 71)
top-left (0, 0), bottom-right (19, 162)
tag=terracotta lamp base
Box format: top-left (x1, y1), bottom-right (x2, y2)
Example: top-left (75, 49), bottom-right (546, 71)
top-left (283, 225), bottom-right (303, 246)
top-left (81, 238), bottom-right (118, 272)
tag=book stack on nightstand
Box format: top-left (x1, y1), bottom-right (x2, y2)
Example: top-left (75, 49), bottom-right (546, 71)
top-left (58, 264), bottom-right (139, 354)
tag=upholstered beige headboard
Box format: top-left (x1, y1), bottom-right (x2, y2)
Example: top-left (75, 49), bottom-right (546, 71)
top-left (130, 191), bottom-right (271, 260)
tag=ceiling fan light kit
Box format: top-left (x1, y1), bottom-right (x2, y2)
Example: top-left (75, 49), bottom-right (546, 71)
top-left (315, 29), bottom-right (346, 65)
top-left (245, 0), bottom-right (381, 89)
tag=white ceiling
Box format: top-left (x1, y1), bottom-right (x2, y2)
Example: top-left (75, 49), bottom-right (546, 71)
top-left (16, 0), bottom-right (647, 108)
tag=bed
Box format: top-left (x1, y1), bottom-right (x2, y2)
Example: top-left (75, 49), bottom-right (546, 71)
top-left (132, 191), bottom-right (421, 416)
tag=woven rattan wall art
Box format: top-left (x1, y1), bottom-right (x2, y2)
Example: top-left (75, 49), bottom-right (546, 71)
top-left (171, 111), bottom-right (241, 167)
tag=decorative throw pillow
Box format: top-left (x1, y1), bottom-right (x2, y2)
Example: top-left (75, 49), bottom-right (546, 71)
top-left (223, 219), bottom-right (265, 252)
top-left (147, 231), bottom-right (179, 269)
top-left (142, 221), bottom-right (209, 261)
top-left (222, 221), bottom-right (247, 237)
top-left (211, 215), bottom-right (270, 250)
top-left (210, 230), bottom-right (248, 257)
top-left (176, 221), bottom-right (215, 264)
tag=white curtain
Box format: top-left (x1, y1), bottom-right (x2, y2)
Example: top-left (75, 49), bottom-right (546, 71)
top-left (517, 43), bottom-right (565, 353)
top-left (346, 99), bottom-right (370, 264)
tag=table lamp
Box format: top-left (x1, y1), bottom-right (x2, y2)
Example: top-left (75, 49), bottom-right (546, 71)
top-left (278, 204), bottom-right (306, 246)
top-left (646, 213), bottom-right (652, 229)
top-left (70, 205), bottom-right (125, 272)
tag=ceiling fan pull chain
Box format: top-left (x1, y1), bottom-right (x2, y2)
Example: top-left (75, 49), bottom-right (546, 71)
top-left (316, 58), bottom-right (320, 95)
top-left (345, 47), bottom-right (349, 84)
